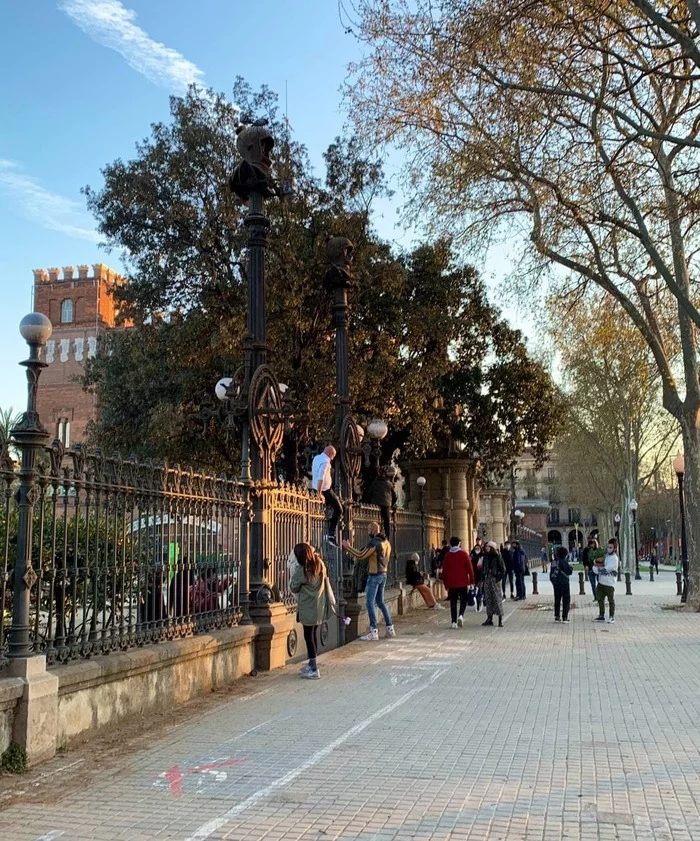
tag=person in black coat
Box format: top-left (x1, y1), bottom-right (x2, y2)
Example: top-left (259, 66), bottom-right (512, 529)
top-left (550, 545), bottom-right (573, 621)
top-left (501, 541), bottom-right (515, 599)
top-left (368, 469), bottom-right (397, 539)
top-left (512, 541), bottom-right (527, 600)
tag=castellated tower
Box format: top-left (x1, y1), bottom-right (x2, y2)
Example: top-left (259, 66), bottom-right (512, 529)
top-left (32, 264), bottom-right (126, 445)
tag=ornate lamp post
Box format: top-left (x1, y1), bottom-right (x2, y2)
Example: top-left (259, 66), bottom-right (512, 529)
top-left (673, 452), bottom-right (688, 603)
top-left (514, 509), bottom-right (525, 538)
top-left (8, 313), bottom-right (52, 659)
top-left (630, 499), bottom-right (641, 580)
top-left (417, 475), bottom-right (427, 574)
top-left (614, 513), bottom-right (621, 540)
top-left (227, 121), bottom-right (288, 610)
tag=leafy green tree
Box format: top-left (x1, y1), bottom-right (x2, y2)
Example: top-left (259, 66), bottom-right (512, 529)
top-left (83, 81), bottom-right (560, 479)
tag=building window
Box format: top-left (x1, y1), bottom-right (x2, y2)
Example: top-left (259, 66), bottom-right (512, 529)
top-left (61, 299), bottom-right (74, 323)
top-left (548, 509), bottom-right (560, 525)
top-left (56, 418), bottom-right (71, 449)
top-left (568, 508), bottom-right (581, 523)
top-left (547, 467), bottom-right (555, 480)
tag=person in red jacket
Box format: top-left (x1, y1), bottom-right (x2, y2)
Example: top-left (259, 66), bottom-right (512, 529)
top-left (440, 536), bottom-right (475, 628)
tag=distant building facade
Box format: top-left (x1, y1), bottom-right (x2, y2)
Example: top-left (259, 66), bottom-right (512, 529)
top-left (513, 448), bottom-right (598, 549)
top-left (33, 264), bottom-right (125, 445)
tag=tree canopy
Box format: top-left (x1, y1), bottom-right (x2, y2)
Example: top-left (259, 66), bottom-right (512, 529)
top-left (83, 80), bottom-right (560, 478)
top-left (347, 0), bottom-right (700, 604)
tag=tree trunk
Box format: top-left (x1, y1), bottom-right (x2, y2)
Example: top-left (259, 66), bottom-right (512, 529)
top-left (680, 412), bottom-right (700, 610)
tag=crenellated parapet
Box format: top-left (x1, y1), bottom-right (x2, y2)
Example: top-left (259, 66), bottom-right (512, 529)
top-left (32, 264), bottom-right (126, 286)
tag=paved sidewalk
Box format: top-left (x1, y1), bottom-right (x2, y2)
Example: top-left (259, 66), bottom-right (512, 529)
top-left (1, 574), bottom-right (699, 841)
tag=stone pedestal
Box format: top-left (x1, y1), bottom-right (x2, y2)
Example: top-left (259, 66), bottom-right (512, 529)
top-left (249, 603), bottom-right (297, 671)
top-left (7, 655), bottom-right (58, 766)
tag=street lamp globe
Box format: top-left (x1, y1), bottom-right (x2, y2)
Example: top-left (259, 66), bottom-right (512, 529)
top-left (215, 377), bottom-right (233, 402)
top-left (416, 475), bottom-right (427, 488)
top-left (630, 499), bottom-right (638, 512)
top-left (367, 419), bottom-right (388, 440)
top-left (673, 452), bottom-right (685, 476)
top-left (614, 513), bottom-right (621, 524)
top-left (19, 313), bottom-right (52, 347)
top-left (514, 509), bottom-right (524, 520)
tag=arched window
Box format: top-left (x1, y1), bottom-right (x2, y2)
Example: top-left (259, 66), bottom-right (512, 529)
top-left (60, 299), bottom-right (74, 323)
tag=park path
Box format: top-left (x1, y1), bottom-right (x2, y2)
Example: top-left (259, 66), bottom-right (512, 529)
top-left (0, 573), bottom-right (698, 841)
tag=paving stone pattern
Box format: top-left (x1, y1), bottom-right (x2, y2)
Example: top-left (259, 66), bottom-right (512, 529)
top-left (1, 573), bottom-right (699, 840)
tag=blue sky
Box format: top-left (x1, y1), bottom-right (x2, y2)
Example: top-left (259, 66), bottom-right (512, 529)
top-left (0, 0), bottom-right (526, 418)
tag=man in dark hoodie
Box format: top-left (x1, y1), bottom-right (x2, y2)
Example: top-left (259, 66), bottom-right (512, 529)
top-left (550, 545), bottom-right (573, 622)
top-left (512, 541), bottom-right (527, 600)
top-left (501, 540), bottom-right (515, 599)
top-left (367, 468), bottom-right (397, 541)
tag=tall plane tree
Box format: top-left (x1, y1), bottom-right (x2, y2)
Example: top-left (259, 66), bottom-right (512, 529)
top-left (348, 0), bottom-right (700, 607)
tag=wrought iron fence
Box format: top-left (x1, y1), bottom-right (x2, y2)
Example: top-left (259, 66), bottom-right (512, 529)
top-left (270, 484), bottom-right (327, 614)
top-left (2, 434), bottom-right (446, 666)
top-left (1, 440), bottom-right (243, 666)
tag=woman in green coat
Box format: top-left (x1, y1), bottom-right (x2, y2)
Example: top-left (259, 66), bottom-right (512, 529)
top-left (290, 543), bottom-right (332, 680)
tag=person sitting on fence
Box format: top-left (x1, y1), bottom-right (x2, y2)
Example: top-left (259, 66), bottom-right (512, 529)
top-left (405, 553), bottom-right (443, 610)
top-left (189, 567), bottom-right (230, 614)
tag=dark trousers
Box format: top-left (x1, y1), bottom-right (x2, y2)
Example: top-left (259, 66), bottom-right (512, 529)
top-left (587, 568), bottom-right (598, 598)
top-left (553, 580), bottom-right (570, 620)
top-left (502, 569), bottom-right (514, 597)
top-left (379, 506), bottom-right (391, 541)
top-left (598, 584), bottom-right (615, 618)
top-left (515, 572), bottom-right (526, 599)
top-left (303, 624), bottom-right (319, 664)
top-left (323, 489), bottom-right (342, 536)
top-left (449, 587), bottom-right (469, 623)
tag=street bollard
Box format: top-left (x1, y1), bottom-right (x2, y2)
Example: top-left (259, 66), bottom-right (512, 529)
top-left (532, 571), bottom-right (539, 595)
top-left (649, 564), bottom-right (655, 582)
top-left (578, 571), bottom-right (585, 595)
top-left (676, 571), bottom-right (683, 595)
top-left (625, 571), bottom-right (632, 595)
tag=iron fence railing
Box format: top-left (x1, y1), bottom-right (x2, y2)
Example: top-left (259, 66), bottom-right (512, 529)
top-left (270, 484), bottom-right (326, 614)
top-left (2, 436), bottom-right (445, 665)
top-left (1, 441), bottom-right (243, 666)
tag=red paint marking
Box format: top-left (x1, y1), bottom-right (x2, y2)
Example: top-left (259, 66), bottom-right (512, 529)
top-left (188, 758), bottom-right (247, 774)
top-left (163, 764), bottom-right (184, 798)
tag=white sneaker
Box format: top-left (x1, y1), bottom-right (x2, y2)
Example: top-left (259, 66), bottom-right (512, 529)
top-left (432, 603), bottom-right (446, 610)
top-left (360, 628), bottom-right (379, 641)
top-left (451, 622), bottom-right (458, 629)
top-left (607, 617), bottom-right (615, 624)
top-left (301, 668), bottom-right (320, 680)
top-left (299, 663), bottom-right (313, 674)
top-left (457, 615), bottom-right (464, 628)
top-left (385, 625), bottom-right (396, 638)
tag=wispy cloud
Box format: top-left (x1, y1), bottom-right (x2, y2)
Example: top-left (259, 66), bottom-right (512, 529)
top-left (0, 160), bottom-right (99, 243)
top-left (59, 0), bottom-right (205, 93)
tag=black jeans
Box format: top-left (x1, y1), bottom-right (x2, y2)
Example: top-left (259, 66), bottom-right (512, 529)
top-left (553, 580), bottom-right (570, 620)
top-left (323, 489), bottom-right (342, 536)
top-left (303, 624), bottom-right (319, 664)
top-left (379, 506), bottom-right (391, 541)
top-left (515, 572), bottom-right (526, 599)
top-left (502, 569), bottom-right (514, 597)
top-left (449, 587), bottom-right (469, 623)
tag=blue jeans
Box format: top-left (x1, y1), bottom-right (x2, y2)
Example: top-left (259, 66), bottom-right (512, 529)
top-left (366, 573), bottom-right (392, 629)
top-left (588, 568), bottom-right (598, 598)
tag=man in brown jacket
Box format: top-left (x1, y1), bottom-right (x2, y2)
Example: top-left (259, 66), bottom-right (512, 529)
top-left (343, 521), bottom-right (395, 641)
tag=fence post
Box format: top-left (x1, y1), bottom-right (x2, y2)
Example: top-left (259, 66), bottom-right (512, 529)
top-left (578, 571), bottom-right (585, 595)
top-left (6, 314), bottom-right (59, 766)
top-left (531, 571), bottom-right (539, 595)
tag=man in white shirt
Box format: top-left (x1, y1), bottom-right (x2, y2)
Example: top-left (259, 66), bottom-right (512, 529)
top-left (311, 445), bottom-right (342, 547)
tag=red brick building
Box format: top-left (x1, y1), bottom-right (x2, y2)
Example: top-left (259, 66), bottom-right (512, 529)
top-left (33, 264), bottom-right (125, 444)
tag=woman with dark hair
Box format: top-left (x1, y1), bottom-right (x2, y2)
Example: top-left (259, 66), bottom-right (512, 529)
top-left (290, 542), bottom-right (332, 680)
top-left (405, 553), bottom-right (443, 609)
